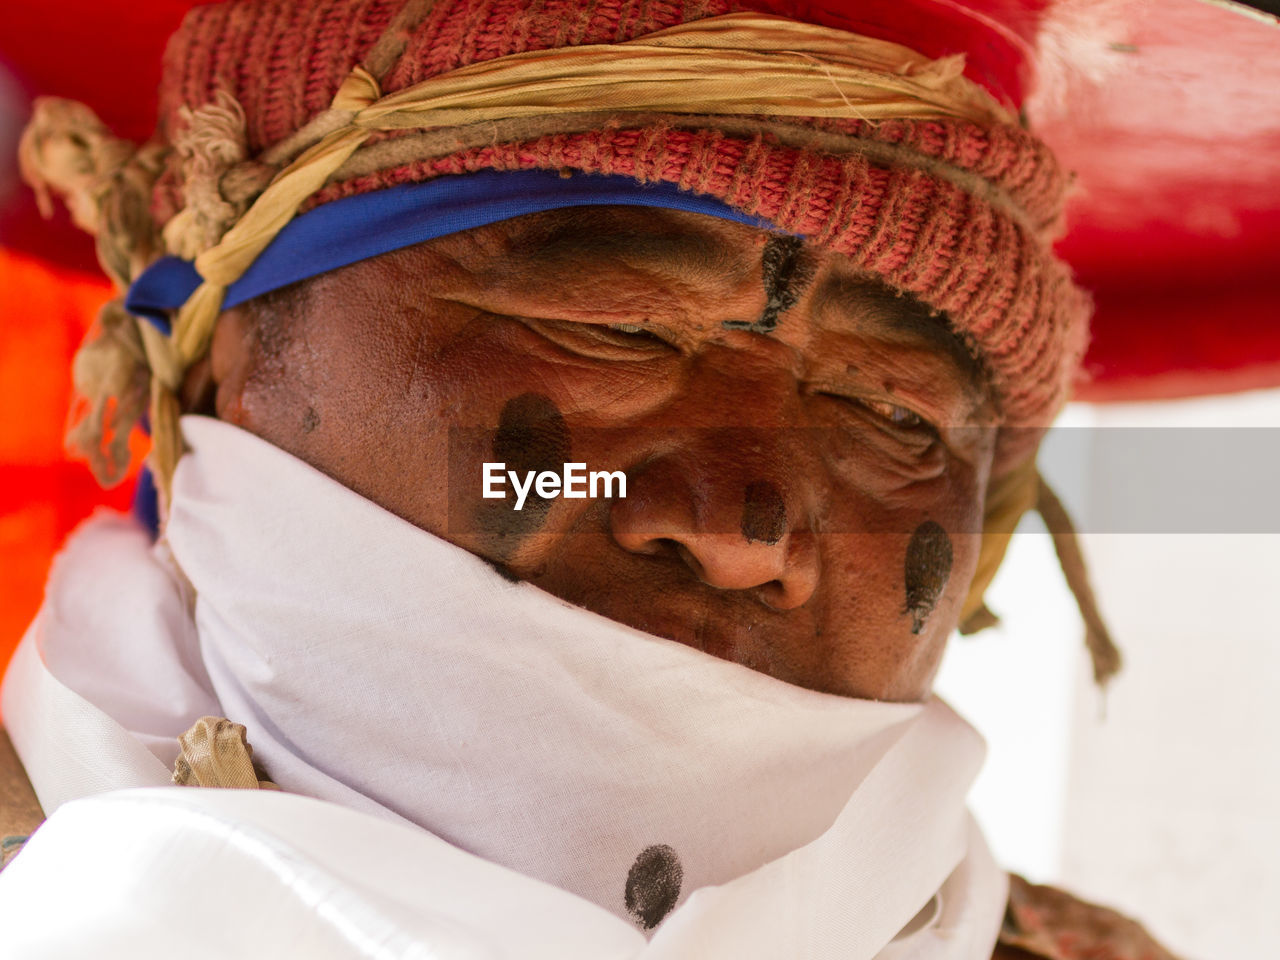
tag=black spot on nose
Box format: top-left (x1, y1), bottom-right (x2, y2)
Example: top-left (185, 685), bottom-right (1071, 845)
top-left (904, 520), bottom-right (953, 634)
top-left (741, 481), bottom-right (787, 545)
top-left (624, 844), bottom-right (683, 930)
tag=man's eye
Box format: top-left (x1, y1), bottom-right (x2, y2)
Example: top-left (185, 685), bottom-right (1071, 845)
top-left (861, 399), bottom-right (925, 428)
top-left (818, 392), bottom-right (934, 433)
top-left (602, 323), bottom-right (673, 347)
top-left (519, 317), bottom-right (678, 360)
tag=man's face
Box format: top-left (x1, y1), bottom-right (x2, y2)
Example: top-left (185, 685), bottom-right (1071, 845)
top-left (208, 206), bottom-right (997, 701)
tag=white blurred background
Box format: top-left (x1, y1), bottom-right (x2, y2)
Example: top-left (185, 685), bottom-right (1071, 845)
top-left (936, 390), bottom-right (1280, 959)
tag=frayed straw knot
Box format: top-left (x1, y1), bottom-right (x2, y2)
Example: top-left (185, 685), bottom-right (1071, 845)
top-left (162, 91), bottom-right (254, 259)
top-left (18, 90), bottom-right (266, 501)
top-left (66, 300), bottom-right (151, 487)
top-left (18, 99), bottom-right (164, 287)
top-left (18, 98), bottom-right (134, 234)
top-left (19, 99), bottom-right (175, 488)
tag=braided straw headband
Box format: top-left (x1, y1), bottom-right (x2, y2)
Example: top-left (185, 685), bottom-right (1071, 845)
top-left (18, 9), bottom-right (1119, 683)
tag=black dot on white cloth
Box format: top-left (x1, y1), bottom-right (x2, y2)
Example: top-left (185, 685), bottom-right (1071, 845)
top-left (624, 844), bottom-right (683, 930)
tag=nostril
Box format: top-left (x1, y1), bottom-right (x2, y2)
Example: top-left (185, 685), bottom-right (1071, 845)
top-left (760, 576), bottom-right (812, 611)
top-left (610, 464), bottom-right (817, 602)
top-left (637, 537), bottom-right (683, 558)
top-left (620, 535), bottom-right (691, 562)
top-left (759, 579), bottom-right (786, 608)
top-left (670, 541), bottom-right (706, 579)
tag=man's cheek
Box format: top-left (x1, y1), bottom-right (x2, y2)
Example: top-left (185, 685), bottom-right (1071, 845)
top-left (818, 426), bottom-right (950, 499)
top-left (820, 500), bottom-right (977, 638)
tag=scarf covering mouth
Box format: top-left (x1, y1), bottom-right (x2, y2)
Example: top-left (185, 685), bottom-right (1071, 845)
top-left (2, 414), bottom-right (1007, 957)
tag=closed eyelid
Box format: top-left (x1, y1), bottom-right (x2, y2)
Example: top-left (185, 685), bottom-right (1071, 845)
top-left (605, 321), bottom-right (681, 343)
top-left (519, 316), bottom-right (682, 358)
top-left (531, 315), bottom-right (681, 342)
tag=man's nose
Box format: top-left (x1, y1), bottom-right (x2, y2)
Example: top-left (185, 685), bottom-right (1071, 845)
top-left (609, 436), bottom-right (820, 611)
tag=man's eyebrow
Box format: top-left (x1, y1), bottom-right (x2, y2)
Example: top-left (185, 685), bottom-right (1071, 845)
top-left (819, 275), bottom-right (988, 392)
top-left (504, 210), bottom-right (736, 280)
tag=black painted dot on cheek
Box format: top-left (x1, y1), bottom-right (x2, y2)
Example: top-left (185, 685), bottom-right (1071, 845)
top-left (301, 406), bottom-right (320, 433)
top-left (493, 393), bottom-right (570, 476)
top-left (741, 481), bottom-right (787, 545)
top-left (624, 844), bottom-right (683, 930)
top-left (475, 392), bottom-right (570, 545)
top-left (903, 520), bottom-right (953, 635)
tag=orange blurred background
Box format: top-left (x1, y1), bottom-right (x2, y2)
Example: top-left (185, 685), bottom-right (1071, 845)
top-left (0, 251), bottom-right (134, 668)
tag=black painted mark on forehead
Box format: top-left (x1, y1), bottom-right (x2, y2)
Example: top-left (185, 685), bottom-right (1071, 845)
top-left (723, 235), bottom-right (813, 334)
top-left (741, 481), bottom-right (787, 545)
top-left (624, 844), bottom-right (683, 930)
top-left (903, 520), bottom-right (953, 635)
top-left (474, 392), bottom-right (570, 548)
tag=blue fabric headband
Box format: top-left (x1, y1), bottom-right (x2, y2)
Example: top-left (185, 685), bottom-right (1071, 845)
top-left (124, 169), bottom-right (783, 333)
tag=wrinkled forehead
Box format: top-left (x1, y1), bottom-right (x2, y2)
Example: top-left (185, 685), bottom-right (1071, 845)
top-left (435, 205), bottom-right (990, 396)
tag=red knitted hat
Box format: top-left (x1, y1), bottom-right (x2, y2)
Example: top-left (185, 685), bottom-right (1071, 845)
top-left (148, 0), bottom-right (1089, 472)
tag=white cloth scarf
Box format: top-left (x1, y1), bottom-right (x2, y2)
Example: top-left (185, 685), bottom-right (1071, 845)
top-left (2, 415), bottom-right (1006, 959)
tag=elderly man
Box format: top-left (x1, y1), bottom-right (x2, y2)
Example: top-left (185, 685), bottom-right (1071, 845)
top-left (0, 1), bottom-right (1172, 957)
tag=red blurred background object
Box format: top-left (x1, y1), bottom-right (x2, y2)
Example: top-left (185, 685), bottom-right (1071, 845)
top-left (2, 0), bottom-right (1279, 666)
